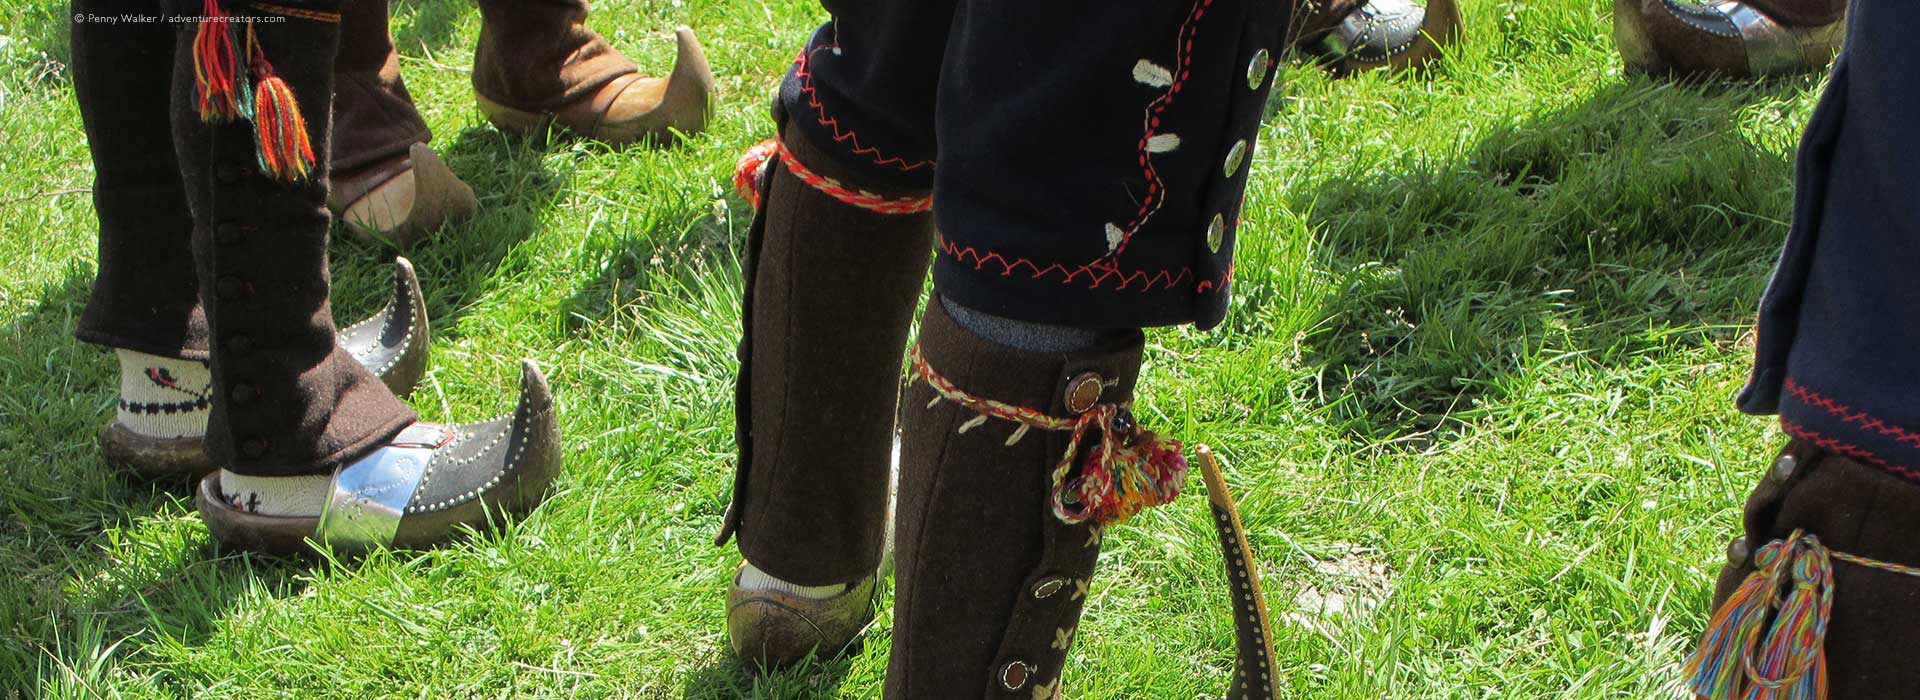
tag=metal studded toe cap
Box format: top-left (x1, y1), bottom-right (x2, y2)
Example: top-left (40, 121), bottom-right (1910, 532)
top-left (1326, 0), bottom-right (1431, 62)
top-left (404, 360), bottom-right (561, 516)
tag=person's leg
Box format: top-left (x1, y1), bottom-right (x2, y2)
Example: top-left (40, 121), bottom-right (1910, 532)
top-left (156, 3), bottom-right (559, 553)
top-left (1687, 2), bottom-right (1920, 697)
top-left (328, 0), bottom-right (476, 246)
top-left (332, 0), bottom-right (429, 178)
top-left (70, 1), bottom-right (438, 480)
top-left (71, 0), bottom-right (213, 475)
top-left (718, 0), bottom-right (952, 667)
top-left (882, 0), bottom-right (1287, 696)
top-left (1614, 0), bottom-right (1846, 79)
top-left (72, 1), bottom-right (203, 361)
top-left (470, 0), bottom-right (713, 145)
top-left (169, 3), bottom-right (417, 485)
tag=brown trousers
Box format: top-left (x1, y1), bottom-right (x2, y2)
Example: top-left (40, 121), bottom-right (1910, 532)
top-left (73, 1), bottom-right (416, 477)
top-left (332, 0), bottom-right (636, 175)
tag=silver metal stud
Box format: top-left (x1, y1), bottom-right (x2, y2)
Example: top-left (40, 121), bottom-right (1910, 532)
top-left (1769, 454), bottom-right (1799, 484)
top-left (1727, 536), bottom-right (1750, 565)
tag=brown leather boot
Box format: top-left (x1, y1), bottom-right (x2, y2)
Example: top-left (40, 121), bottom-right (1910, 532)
top-left (328, 0), bottom-right (477, 245)
top-left (719, 120), bottom-right (935, 667)
top-left (1614, 0), bottom-right (1845, 80)
top-left (1685, 441), bottom-right (1920, 697)
top-left (884, 302), bottom-right (1278, 699)
top-left (1293, 0), bottom-right (1464, 75)
top-left (330, 144), bottom-right (478, 248)
top-left (472, 0), bottom-right (713, 147)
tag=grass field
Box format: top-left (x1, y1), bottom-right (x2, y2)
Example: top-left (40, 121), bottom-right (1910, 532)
top-left (0, 0), bottom-right (1827, 697)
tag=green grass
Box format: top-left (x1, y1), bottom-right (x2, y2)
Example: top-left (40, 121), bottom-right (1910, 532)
top-left (0, 0), bottom-right (1824, 697)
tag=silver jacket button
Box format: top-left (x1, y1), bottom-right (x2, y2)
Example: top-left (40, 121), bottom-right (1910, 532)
top-left (1206, 213), bottom-right (1226, 253)
top-left (1223, 139), bottom-right (1248, 177)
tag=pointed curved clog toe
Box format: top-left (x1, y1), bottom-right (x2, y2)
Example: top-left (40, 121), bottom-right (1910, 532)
top-left (197, 360), bottom-right (562, 555)
top-left (339, 257), bottom-right (431, 398)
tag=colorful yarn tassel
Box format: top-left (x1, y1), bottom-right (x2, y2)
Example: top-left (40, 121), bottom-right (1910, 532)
top-left (1684, 531), bottom-right (1833, 700)
top-left (192, 0), bottom-right (242, 122)
top-left (734, 138), bottom-right (778, 209)
top-left (250, 61), bottom-right (314, 182)
top-left (909, 346), bottom-right (1188, 527)
top-left (192, 4), bottom-right (326, 182)
top-left (1049, 404), bottom-right (1188, 525)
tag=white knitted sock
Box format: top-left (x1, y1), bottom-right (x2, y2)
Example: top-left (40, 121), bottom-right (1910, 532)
top-left (114, 350), bottom-right (210, 439)
top-left (737, 562), bottom-right (850, 599)
top-left (214, 471), bottom-right (331, 516)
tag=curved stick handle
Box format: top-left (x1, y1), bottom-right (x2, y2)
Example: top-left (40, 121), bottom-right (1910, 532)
top-left (1196, 445), bottom-right (1279, 700)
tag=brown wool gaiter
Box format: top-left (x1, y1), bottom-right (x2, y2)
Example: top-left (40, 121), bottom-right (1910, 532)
top-left (886, 299), bottom-right (1146, 700)
top-left (171, 5), bottom-right (416, 477)
top-left (723, 122), bottom-right (936, 587)
top-left (330, 0), bottom-right (431, 175)
top-left (72, 1), bottom-right (207, 360)
top-left (472, 0), bottom-right (636, 112)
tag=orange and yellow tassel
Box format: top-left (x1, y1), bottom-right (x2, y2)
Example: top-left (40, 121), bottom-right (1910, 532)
top-left (191, 0), bottom-right (242, 121)
top-left (249, 58), bottom-right (314, 181)
top-left (190, 4), bottom-right (321, 182)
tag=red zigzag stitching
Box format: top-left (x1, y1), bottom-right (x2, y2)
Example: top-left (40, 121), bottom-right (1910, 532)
top-left (1782, 420), bottom-right (1920, 484)
top-left (942, 237), bottom-right (1229, 294)
top-left (1783, 377), bottom-right (1920, 451)
top-left (794, 46), bottom-right (936, 173)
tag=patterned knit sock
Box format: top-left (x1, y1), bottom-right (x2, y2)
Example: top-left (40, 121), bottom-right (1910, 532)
top-left (114, 350), bottom-right (211, 439)
top-left (214, 470), bottom-right (333, 517)
top-left (737, 562), bottom-right (850, 599)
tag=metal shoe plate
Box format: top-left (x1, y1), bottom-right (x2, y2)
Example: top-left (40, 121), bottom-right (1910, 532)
top-left (317, 444), bottom-right (436, 550)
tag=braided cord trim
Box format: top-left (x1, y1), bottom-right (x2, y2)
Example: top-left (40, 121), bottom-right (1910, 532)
top-left (732, 137), bottom-right (933, 215)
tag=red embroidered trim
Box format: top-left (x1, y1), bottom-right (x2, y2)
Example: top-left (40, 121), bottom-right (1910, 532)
top-left (1195, 263), bottom-right (1234, 294)
top-left (942, 237), bottom-right (1229, 294)
top-left (1784, 377), bottom-right (1920, 451)
top-left (776, 140), bottom-right (932, 215)
top-left (1782, 420), bottom-right (1920, 484)
top-left (1106, 0), bottom-right (1216, 261)
top-left (793, 46), bottom-right (936, 173)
